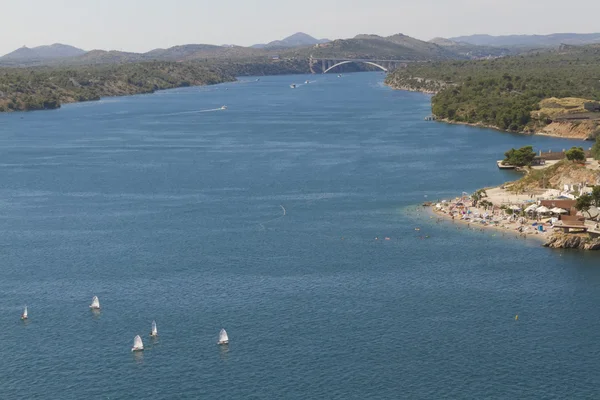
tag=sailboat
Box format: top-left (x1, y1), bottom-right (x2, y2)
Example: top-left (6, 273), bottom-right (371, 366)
top-left (218, 328), bottom-right (229, 345)
top-left (21, 306), bottom-right (28, 320)
top-left (89, 296), bottom-right (100, 310)
top-left (131, 335), bottom-right (144, 352)
top-left (150, 320), bottom-right (158, 337)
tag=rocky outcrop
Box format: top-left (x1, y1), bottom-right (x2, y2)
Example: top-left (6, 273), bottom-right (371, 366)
top-left (543, 233), bottom-right (600, 250)
top-left (539, 120), bottom-right (599, 140)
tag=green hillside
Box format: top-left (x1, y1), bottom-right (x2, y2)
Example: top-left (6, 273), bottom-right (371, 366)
top-left (0, 62), bottom-right (233, 112)
top-left (385, 45), bottom-right (600, 133)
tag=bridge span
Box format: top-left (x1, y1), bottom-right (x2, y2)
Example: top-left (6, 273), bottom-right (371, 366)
top-left (309, 57), bottom-right (416, 74)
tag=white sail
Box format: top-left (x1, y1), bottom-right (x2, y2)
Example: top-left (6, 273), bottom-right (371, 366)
top-left (90, 296), bottom-right (100, 309)
top-left (132, 335), bottom-right (144, 351)
top-left (151, 320), bottom-right (158, 337)
top-left (22, 306), bottom-right (28, 319)
top-left (218, 328), bottom-right (229, 344)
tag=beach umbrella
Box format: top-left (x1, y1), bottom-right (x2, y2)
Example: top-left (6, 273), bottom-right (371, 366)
top-left (536, 206), bottom-right (550, 214)
top-left (550, 207), bottom-right (567, 214)
top-left (525, 204), bottom-right (538, 212)
top-left (435, 203), bottom-right (442, 208)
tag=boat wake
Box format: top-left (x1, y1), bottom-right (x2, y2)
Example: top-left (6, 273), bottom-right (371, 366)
top-left (160, 108), bottom-right (226, 116)
top-left (259, 205), bottom-right (286, 230)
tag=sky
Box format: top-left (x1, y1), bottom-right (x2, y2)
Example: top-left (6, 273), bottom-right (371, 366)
top-left (1, 0), bottom-right (599, 55)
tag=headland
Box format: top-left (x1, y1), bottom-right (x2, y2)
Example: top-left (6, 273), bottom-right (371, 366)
top-left (385, 45), bottom-right (600, 141)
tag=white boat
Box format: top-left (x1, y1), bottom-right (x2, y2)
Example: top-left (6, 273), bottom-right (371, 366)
top-left (218, 328), bottom-right (229, 345)
top-left (150, 320), bottom-right (158, 337)
top-left (21, 306), bottom-right (28, 320)
top-left (220, 105), bottom-right (227, 110)
top-left (305, 80), bottom-right (310, 84)
top-left (131, 335), bottom-right (144, 352)
top-left (337, 74), bottom-right (342, 78)
top-left (290, 84), bottom-right (296, 89)
top-left (89, 296), bottom-right (100, 310)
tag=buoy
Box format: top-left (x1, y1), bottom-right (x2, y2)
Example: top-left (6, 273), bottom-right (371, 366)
top-left (515, 315), bottom-right (519, 321)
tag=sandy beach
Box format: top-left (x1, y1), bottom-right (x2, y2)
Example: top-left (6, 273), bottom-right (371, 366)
top-left (428, 190), bottom-right (565, 241)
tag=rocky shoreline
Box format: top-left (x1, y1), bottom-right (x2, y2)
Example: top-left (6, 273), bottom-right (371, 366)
top-left (543, 233), bottom-right (600, 250)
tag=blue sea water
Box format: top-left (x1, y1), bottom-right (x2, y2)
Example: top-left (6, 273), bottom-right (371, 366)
top-left (0, 72), bottom-right (599, 399)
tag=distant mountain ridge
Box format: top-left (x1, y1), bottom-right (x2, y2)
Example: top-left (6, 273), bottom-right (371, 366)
top-left (1, 32), bottom-right (465, 67)
top-left (429, 37), bottom-right (510, 58)
top-left (4, 31), bottom-right (590, 68)
top-left (0, 43), bottom-right (85, 62)
top-left (449, 33), bottom-right (600, 48)
top-left (252, 32), bottom-right (329, 49)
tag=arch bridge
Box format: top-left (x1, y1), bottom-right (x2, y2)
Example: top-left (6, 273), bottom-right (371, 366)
top-left (309, 57), bottom-right (411, 74)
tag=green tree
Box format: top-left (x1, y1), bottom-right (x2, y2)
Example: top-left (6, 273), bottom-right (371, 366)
top-left (591, 186), bottom-right (600, 207)
top-left (503, 146), bottom-right (537, 167)
top-left (471, 189), bottom-right (488, 207)
top-left (575, 194), bottom-right (593, 218)
top-left (480, 199), bottom-right (493, 210)
top-left (592, 137), bottom-right (600, 161)
top-left (565, 147), bottom-right (586, 162)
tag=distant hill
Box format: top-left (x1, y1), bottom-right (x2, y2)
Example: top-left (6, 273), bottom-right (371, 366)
top-left (144, 44), bottom-right (267, 61)
top-left (429, 37), bottom-right (511, 58)
top-left (69, 45), bottom-right (271, 66)
top-left (0, 44), bottom-right (85, 62)
top-left (449, 33), bottom-right (600, 48)
top-left (73, 50), bottom-right (145, 64)
top-left (145, 44), bottom-right (230, 60)
top-left (306, 33), bottom-right (462, 61)
top-left (252, 32), bottom-right (329, 49)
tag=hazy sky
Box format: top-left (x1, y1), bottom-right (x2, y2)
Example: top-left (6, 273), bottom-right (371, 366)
top-left (1, 0), bottom-right (599, 55)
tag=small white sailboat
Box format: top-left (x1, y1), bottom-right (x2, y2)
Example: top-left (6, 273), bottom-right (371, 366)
top-left (89, 296), bottom-right (100, 310)
top-left (150, 320), bottom-right (158, 337)
top-left (21, 306), bottom-right (28, 320)
top-left (218, 328), bottom-right (229, 345)
top-left (131, 335), bottom-right (144, 352)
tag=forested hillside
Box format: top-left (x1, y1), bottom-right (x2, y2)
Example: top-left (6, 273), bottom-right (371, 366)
top-left (0, 62), bottom-right (233, 112)
top-left (385, 46), bottom-right (600, 134)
